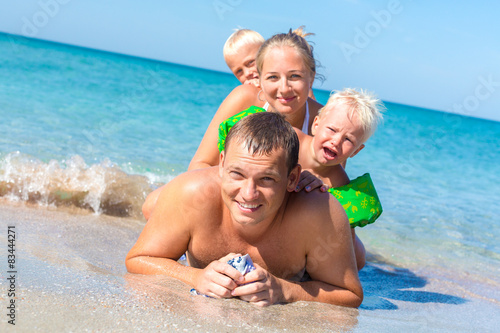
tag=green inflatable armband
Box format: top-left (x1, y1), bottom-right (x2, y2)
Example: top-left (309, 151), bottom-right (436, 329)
top-left (218, 106), bottom-right (266, 152)
top-left (329, 173), bottom-right (383, 228)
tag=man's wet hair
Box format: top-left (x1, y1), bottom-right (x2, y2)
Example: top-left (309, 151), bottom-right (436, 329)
top-left (225, 112), bottom-right (299, 174)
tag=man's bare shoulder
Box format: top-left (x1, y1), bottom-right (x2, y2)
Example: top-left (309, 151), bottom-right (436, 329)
top-left (156, 167), bottom-right (221, 212)
top-left (287, 189), bottom-right (349, 232)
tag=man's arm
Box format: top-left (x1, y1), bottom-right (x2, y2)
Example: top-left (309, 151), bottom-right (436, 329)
top-left (126, 172), bottom-right (200, 285)
top-left (232, 193), bottom-right (363, 307)
top-left (352, 229), bottom-right (366, 270)
top-left (126, 170), bottom-right (244, 297)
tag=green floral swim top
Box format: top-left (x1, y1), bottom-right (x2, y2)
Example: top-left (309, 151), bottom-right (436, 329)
top-left (218, 106), bottom-right (266, 153)
top-left (218, 106), bottom-right (382, 228)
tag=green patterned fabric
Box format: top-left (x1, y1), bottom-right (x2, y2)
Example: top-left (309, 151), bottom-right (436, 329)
top-left (217, 106), bottom-right (383, 228)
top-left (328, 173), bottom-right (382, 228)
top-left (218, 106), bottom-right (266, 152)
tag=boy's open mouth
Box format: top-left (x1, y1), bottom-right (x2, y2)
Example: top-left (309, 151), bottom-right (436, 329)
top-left (323, 147), bottom-right (337, 160)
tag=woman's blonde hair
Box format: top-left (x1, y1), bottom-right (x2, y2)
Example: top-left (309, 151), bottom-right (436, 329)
top-left (256, 26), bottom-right (322, 81)
top-left (223, 29), bottom-right (265, 59)
top-left (319, 88), bottom-right (385, 142)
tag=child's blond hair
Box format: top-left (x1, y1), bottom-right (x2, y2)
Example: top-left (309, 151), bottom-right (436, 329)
top-left (223, 29), bottom-right (264, 59)
top-left (319, 88), bottom-right (385, 142)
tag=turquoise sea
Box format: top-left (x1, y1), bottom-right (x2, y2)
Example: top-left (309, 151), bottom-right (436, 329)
top-left (1, 32), bottom-right (499, 331)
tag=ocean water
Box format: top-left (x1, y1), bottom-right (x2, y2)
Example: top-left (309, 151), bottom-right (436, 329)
top-left (1, 32), bottom-right (500, 327)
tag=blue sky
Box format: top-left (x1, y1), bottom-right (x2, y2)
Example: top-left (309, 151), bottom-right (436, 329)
top-left (1, 0), bottom-right (499, 121)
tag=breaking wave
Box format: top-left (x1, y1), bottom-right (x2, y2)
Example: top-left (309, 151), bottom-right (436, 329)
top-left (0, 152), bottom-right (155, 218)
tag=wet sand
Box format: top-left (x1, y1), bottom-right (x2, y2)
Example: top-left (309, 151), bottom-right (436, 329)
top-left (0, 201), bottom-right (498, 332)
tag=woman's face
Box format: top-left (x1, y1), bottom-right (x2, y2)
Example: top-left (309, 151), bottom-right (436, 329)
top-left (259, 46), bottom-right (313, 116)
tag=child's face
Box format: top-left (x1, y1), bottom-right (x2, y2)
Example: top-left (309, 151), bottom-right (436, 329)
top-left (225, 43), bottom-right (261, 85)
top-left (311, 102), bottom-right (366, 166)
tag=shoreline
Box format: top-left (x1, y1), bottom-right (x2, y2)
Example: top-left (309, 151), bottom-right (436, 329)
top-left (0, 202), bottom-right (498, 331)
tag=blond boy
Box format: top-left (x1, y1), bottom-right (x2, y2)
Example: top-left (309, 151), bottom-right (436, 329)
top-left (223, 29), bottom-right (264, 85)
top-left (295, 88), bottom-right (384, 269)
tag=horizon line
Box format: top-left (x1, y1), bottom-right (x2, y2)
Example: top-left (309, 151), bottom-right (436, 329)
top-left (1, 31), bottom-right (498, 125)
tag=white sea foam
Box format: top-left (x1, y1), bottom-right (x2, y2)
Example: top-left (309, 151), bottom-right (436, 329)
top-left (0, 152), bottom-right (152, 218)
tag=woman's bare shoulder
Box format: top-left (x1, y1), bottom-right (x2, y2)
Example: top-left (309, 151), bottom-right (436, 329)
top-left (227, 84), bottom-right (261, 104)
top-left (216, 84), bottom-right (263, 119)
top-left (308, 97), bottom-right (324, 116)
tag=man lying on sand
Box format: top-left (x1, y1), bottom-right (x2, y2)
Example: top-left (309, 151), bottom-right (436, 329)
top-left (126, 112), bottom-right (363, 307)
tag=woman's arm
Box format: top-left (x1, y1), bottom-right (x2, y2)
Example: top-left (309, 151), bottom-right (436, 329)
top-left (188, 84), bottom-right (262, 170)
